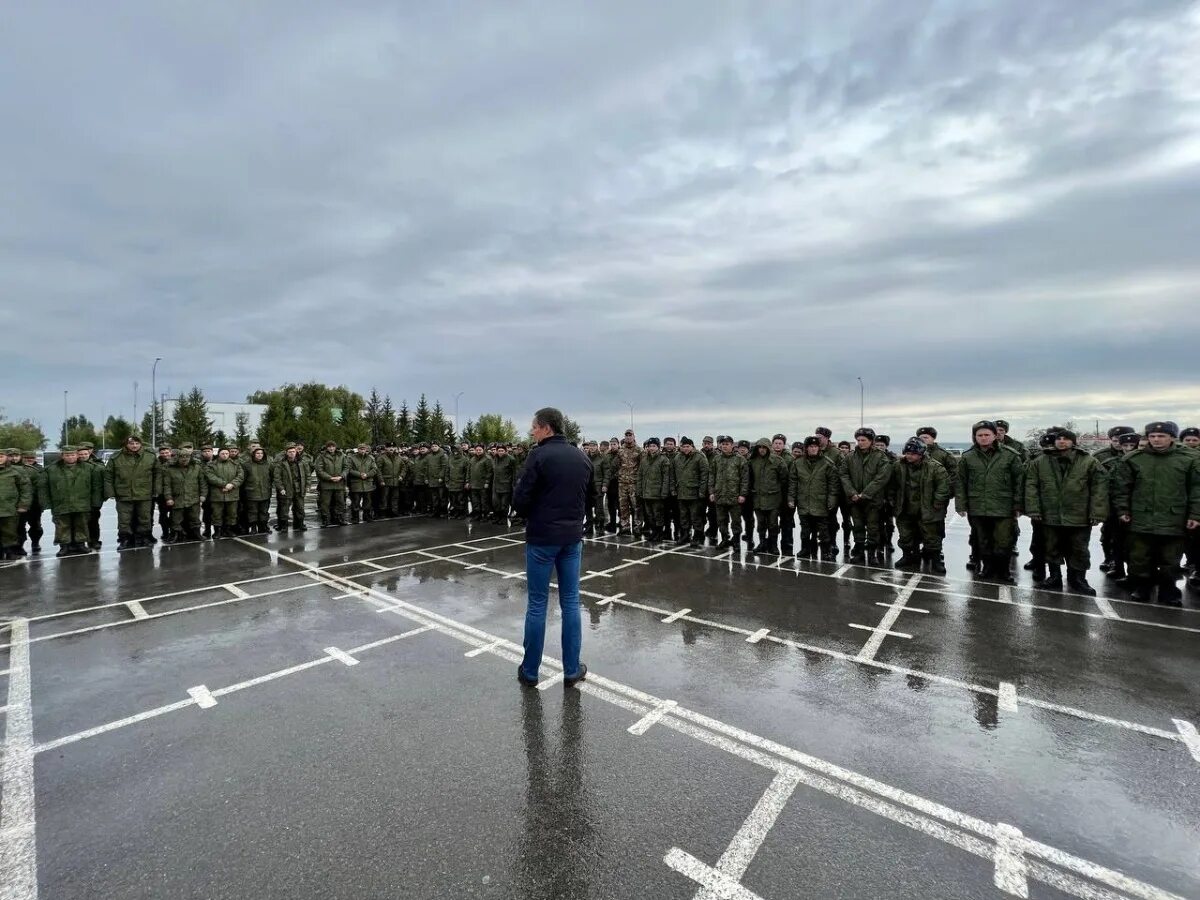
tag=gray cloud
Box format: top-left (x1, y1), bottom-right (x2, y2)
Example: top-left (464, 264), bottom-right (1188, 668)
top-left (2, 0), bottom-right (1198, 444)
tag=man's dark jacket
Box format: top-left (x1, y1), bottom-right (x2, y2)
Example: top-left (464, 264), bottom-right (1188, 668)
top-left (514, 434), bottom-right (593, 545)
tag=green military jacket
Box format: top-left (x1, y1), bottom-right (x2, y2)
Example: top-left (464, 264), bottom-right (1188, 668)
top-left (589, 453), bottom-right (611, 491)
top-left (242, 457), bottom-right (275, 502)
top-left (888, 459), bottom-right (951, 523)
top-left (923, 442), bottom-right (958, 492)
top-left (1024, 449), bottom-right (1108, 526)
top-left (491, 455), bottom-right (518, 491)
top-left (1092, 447), bottom-right (1121, 467)
top-left (164, 460), bottom-right (208, 507)
top-left (273, 456), bottom-right (312, 497)
top-left (789, 455), bottom-right (839, 517)
top-left (954, 444), bottom-right (1023, 517)
top-left (205, 459), bottom-right (245, 503)
top-left (0, 463), bottom-right (32, 517)
top-left (411, 454), bottom-right (429, 487)
top-left (20, 464), bottom-right (45, 508)
top-left (672, 451), bottom-right (710, 501)
top-left (616, 444), bottom-right (641, 482)
top-left (43, 460), bottom-right (100, 514)
top-left (377, 453), bottom-right (407, 487)
top-left (346, 452), bottom-right (379, 493)
top-left (748, 440), bottom-right (789, 510)
top-left (425, 451), bottom-right (449, 488)
top-left (1111, 445), bottom-right (1200, 536)
top-left (468, 456), bottom-right (492, 491)
top-left (1001, 435), bottom-right (1028, 460)
top-left (637, 452), bottom-right (673, 500)
top-left (839, 447), bottom-right (892, 503)
top-left (315, 451), bottom-right (349, 490)
top-left (104, 448), bottom-right (159, 501)
top-left (709, 452), bottom-right (749, 504)
top-left (447, 452), bottom-right (471, 491)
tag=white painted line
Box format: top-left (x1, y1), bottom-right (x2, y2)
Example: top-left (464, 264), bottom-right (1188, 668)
top-left (998, 682), bottom-right (1018, 713)
top-left (324, 646), bottom-right (359, 667)
top-left (714, 549), bottom-right (733, 560)
top-left (832, 564), bottom-right (851, 577)
top-left (36, 699), bottom-right (198, 753)
top-left (223, 583), bottom-right (250, 599)
top-left (1094, 596), bottom-right (1119, 620)
top-left (661, 608), bottom-right (692, 624)
top-left (333, 591), bottom-right (368, 600)
top-left (595, 593), bottom-right (625, 606)
top-left (1173, 719), bottom-right (1200, 763)
top-left (349, 626), bottom-right (436, 653)
top-left (628, 701), bottom-right (678, 736)
top-left (125, 600), bottom-right (149, 619)
top-left (663, 849), bottom-right (765, 900)
top-left (0, 619), bottom-right (36, 900)
top-left (465, 639), bottom-right (506, 658)
top-left (502, 570), bottom-right (526, 579)
top-left (994, 823), bottom-right (1030, 897)
top-left (848, 624), bottom-right (913, 640)
top-left (875, 602), bottom-right (929, 614)
top-left (998, 585), bottom-right (1014, 604)
top-left (855, 573), bottom-right (921, 662)
top-left (584, 570), bottom-right (612, 578)
top-left (745, 628), bottom-right (770, 644)
top-left (621, 557), bottom-right (651, 565)
top-left (713, 769), bottom-right (802, 880)
top-left (187, 685), bottom-right (217, 709)
top-left (360, 561), bottom-right (388, 571)
top-left (536, 671), bottom-right (565, 691)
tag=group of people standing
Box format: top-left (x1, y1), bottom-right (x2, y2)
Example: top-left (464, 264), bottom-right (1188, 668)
top-left (2, 420), bottom-right (1197, 608)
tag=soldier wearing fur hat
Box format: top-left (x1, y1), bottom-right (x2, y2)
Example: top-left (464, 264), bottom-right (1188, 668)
top-left (637, 438), bottom-right (673, 543)
top-left (1111, 422), bottom-right (1200, 606)
top-left (1022, 430), bottom-right (1060, 582)
top-left (769, 434), bottom-right (795, 555)
top-left (672, 436), bottom-right (709, 547)
top-left (839, 427), bottom-right (893, 564)
top-left (888, 438), bottom-right (950, 574)
top-left (955, 421), bottom-right (1024, 583)
top-left (788, 436), bottom-right (839, 558)
top-left (1024, 428), bottom-right (1108, 595)
top-left (709, 436), bottom-right (749, 549)
top-left (736, 439), bottom-right (756, 545)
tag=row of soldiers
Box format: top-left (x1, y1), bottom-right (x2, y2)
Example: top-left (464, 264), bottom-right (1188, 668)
top-left (579, 421), bottom-right (1200, 607)
top-left (0, 435), bottom-right (539, 557)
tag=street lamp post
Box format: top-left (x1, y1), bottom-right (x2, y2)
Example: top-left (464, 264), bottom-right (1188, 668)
top-left (623, 401), bottom-right (634, 430)
top-left (63, 390), bottom-right (69, 447)
top-left (857, 377), bottom-right (864, 428)
top-left (453, 391), bottom-right (465, 440)
top-left (151, 357), bottom-right (163, 448)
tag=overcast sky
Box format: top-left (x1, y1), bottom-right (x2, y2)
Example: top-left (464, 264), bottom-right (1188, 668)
top-left (2, 1), bottom-right (1198, 444)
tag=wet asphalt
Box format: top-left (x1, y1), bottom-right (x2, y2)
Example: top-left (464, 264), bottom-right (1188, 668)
top-left (1, 510), bottom-right (1198, 899)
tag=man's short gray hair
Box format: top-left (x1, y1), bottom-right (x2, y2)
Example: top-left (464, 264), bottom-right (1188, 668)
top-left (533, 407), bottom-right (565, 435)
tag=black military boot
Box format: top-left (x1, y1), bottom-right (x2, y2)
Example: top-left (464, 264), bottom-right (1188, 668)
top-left (1106, 561), bottom-right (1126, 580)
top-left (56, 544), bottom-right (71, 558)
top-left (1158, 577), bottom-right (1183, 607)
top-left (1029, 561), bottom-right (1047, 582)
top-left (926, 552), bottom-right (947, 576)
top-left (203, 525), bottom-right (212, 539)
top-left (717, 538), bottom-right (733, 550)
top-left (1099, 556), bottom-right (1114, 574)
top-left (1067, 569), bottom-right (1096, 596)
top-left (275, 521), bottom-right (289, 532)
top-left (991, 555), bottom-right (1015, 584)
top-left (894, 551), bottom-right (921, 571)
top-left (848, 546), bottom-right (866, 564)
top-left (1188, 572), bottom-right (1200, 593)
top-left (819, 544), bottom-right (835, 561)
top-left (1042, 564), bottom-right (1064, 591)
top-left (1127, 579), bottom-right (1153, 602)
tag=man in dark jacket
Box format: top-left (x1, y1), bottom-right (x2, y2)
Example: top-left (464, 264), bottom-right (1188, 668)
top-left (513, 408), bottom-right (592, 689)
top-left (955, 421), bottom-right (1024, 583)
top-left (840, 427), bottom-right (893, 564)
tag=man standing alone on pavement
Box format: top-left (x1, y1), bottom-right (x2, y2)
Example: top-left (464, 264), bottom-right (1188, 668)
top-left (513, 407), bottom-right (593, 688)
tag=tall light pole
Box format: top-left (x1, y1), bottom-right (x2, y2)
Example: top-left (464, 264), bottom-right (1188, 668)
top-left (623, 400), bottom-right (634, 430)
top-left (857, 377), bottom-right (864, 428)
top-left (151, 357), bottom-right (163, 448)
top-left (453, 391), bottom-right (464, 440)
top-left (63, 390), bottom-right (69, 447)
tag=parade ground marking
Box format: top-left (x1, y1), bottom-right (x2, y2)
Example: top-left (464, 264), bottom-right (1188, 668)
top-left (0, 619), bottom-right (37, 900)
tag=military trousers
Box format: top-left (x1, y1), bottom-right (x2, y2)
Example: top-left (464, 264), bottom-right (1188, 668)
top-left (115, 500), bottom-right (152, 538)
top-left (798, 514), bottom-right (830, 551)
top-left (246, 499), bottom-right (271, 528)
top-left (18, 505), bottom-right (44, 546)
top-left (1128, 533), bottom-right (1183, 581)
top-left (319, 489), bottom-right (346, 525)
top-left (848, 500), bottom-right (884, 550)
top-left (172, 504), bottom-right (202, 536)
top-left (348, 491), bottom-right (374, 522)
top-left (53, 512), bottom-right (89, 546)
top-left (606, 479), bottom-right (619, 527)
top-left (1044, 525), bottom-right (1092, 571)
top-left (211, 500), bottom-right (239, 530)
top-left (678, 498), bottom-right (705, 538)
top-left (88, 507), bottom-right (102, 546)
top-left (741, 497), bottom-right (756, 542)
top-left (1184, 526), bottom-right (1199, 570)
top-left (663, 497), bottom-right (679, 537)
top-left (428, 487), bottom-right (446, 516)
top-left (492, 490), bottom-right (512, 519)
top-left (778, 501), bottom-right (795, 553)
top-left (0, 515), bottom-right (19, 550)
top-left (412, 485), bottom-right (427, 513)
top-left (156, 496), bottom-right (172, 534)
top-left (379, 485), bottom-right (399, 516)
top-left (714, 502), bottom-right (742, 540)
top-left (705, 499), bottom-right (718, 536)
top-left (967, 515), bottom-right (1016, 558)
top-left (642, 498), bottom-right (665, 532)
top-left (589, 490), bottom-right (608, 529)
top-left (202, 499), bottom-right (213, 533)
top-left (277, 492), bottom-right (306, 526)
top-left (896, 514), bottom-right (942, 555)
top-left (754, 508), bottom-right (780, 546)
top-left (1028, 519), bottom-right (1046, 565)
top-left (617, 480), bottom-right (639, 527)
top-left (470, 488), bottom-right (490, 517)
top-left (837, 500), bottom-right (853, 541)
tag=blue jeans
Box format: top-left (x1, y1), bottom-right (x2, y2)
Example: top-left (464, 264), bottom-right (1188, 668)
top-left (520, 541), bottom-right (583, 682)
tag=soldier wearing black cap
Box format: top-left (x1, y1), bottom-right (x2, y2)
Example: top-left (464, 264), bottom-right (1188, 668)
top-left (1100, 431), bottom-right (1143, 582)
top-left (1024, 428), bottom-right (1107, 595)
top-left (671, 437), bottom-right (709, 547)
top-left (701, 436), bottom-right (718, 538)
top-left (605, 438), bottom-right (620, 530)
top-left (1111, 422), bottom-right (1200, 605)
top-left (771, 434), bottom-right (795, 555)
top-left (637, 438), bottom-right (672, 542)
top-left (662, 437), bottom-right (680, 540)
top-left (789, 436), bottom-right (839, 558)
top-left (887, 438), bottom-right (950, 573)
top-left (955, 421), bottom-right (1024, 582)
top-left (1093, 426), bottom-right (1136, 571)
top-left (839, 427), bottom-right (893, 564)
top-left (77, 441), bottom-right (105, 549)
top-left (815, 427), bottom-right (842, 557)
top-left (709, 436), bottom-right (749, 549)
top-left (995, 420), bottom-right (1027, 460)
top-left (199, 444), bottom-right (215, 538)
top-left (1022, 430), bottom-right (1060, 582)
top-left (736, 439), bottom-right (755, 544)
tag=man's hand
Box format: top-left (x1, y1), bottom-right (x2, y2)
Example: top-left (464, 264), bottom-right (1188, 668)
top-left (1120, 514), bottom-right (1131, 523)
top-left (737, 495), bottom-right (745, 504)
top-left (17, 507), bottom-right (27, 514)
top-left (957, 511), bottom-right (967, 518)
top-left (850, 493), bottom-right (862, 503)
top-left (709, 494), bottom-right (715, 502)
top-left (224, 483), bottom-right (234, 492)
top-left (1188, 519), bottom-right (1199, 530)
top-left (332, 476), bottom-right (342, 482)
top-left (1028, 514), bottom-right (1041, 522)
top-left (1090, 518), bottom-right (1102, 527)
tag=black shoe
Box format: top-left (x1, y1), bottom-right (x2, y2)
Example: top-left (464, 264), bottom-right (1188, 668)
top-left (56, 546), bottom-right (71, 557)
top-left (564, 663), bottom-right (588, 687)
top-left (1067, 569), bottom-right (1096, 597)
top-left (1129, 579), bottom-right (1153, 603)
top-left (1105, 563), bottom-right (1126, 580)
top-left (965, 556), bottom-right (978, 571)
top-left (516, 666), bottom-right (538, 688)
top-left (294, 523), bottom-right (307, 531)
top-left (717, 539), bottom-right (733, 550)
top-left (1043, 566), bottom-right (1064, 591)
top-left (929, 557), bottom-right (947, 576)
top-left (1158, 580), bottom-right (1183, 607)
top-left (894, 552), bottom-right (921, 570)
top-left (848, 548), bottom-right (866, 564)
top-left (275, 523), bottom-right (289, 532)
top-left (1030, 563), bottom-right (1047, 582)
top-left (827, 543), bottom-right (839, 558)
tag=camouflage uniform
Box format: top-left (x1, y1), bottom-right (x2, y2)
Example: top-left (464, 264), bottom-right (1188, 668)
top-left (616, 437), bottom-right (643, 533)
